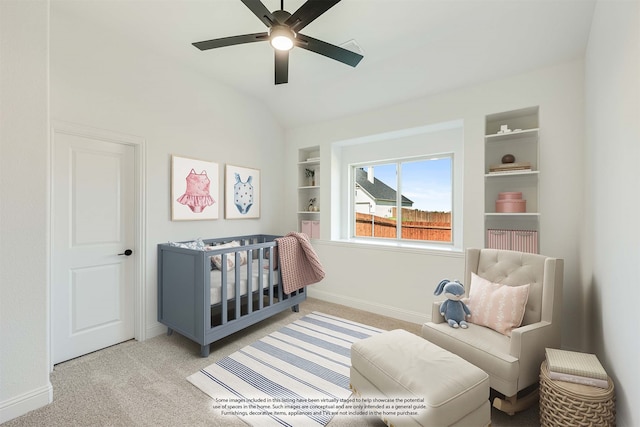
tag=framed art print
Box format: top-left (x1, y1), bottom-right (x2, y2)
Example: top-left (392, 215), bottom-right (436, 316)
top-left (171, 155), bottom-right (219, 220)
top-left (225, 164), bottom-right (260, 219)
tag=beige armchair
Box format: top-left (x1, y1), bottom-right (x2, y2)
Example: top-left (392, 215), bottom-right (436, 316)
top-left (422, 248), bottom-right (563, 415)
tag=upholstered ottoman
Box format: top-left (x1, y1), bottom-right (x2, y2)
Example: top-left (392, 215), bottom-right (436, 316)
top-left (350, 329), bottom-right (490, 427)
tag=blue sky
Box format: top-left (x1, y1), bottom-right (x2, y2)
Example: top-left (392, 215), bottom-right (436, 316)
top-left (372, 157), bottom-right (452, 212)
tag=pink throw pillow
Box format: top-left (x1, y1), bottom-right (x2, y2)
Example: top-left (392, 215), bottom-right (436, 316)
top-left (468, 272), bottom-right (530, 336)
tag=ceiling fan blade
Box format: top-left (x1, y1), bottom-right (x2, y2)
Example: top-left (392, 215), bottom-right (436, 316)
top-left (296, 33), bottom-right (363, 67)
top-left (192, 32), bottom-right (268, 50)
top-left (240, 0), bottom-right (275, 27)
top-left (285, 0), bottom-right (341, 32)
top-left (274, 49), bottom-right (289, 85)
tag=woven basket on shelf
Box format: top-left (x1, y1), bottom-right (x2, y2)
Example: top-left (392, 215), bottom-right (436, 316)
top-left (539, 360), bottom-right (615, 427)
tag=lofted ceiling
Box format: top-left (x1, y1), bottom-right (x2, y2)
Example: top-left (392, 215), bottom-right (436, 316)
top-left (52, 0), bottom-right (596, 129)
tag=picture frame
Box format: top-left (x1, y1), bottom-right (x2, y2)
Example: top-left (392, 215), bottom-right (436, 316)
top-left (225, 164), bottom-right (261, 219)
top-left (171, 155), bottom-right (219, 221)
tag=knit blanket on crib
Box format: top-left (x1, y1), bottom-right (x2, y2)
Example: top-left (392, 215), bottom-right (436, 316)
top-left (275, 232), bottom-right (325, 294)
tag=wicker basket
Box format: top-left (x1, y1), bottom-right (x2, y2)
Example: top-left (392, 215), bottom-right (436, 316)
top-left (539, 361), bottom-right (616, 427)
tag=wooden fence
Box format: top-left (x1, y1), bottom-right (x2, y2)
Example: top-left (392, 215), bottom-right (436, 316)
top-left (355, 211), bottom-right (451, 242)
top-left (392, 208), bottom-right (451, 224)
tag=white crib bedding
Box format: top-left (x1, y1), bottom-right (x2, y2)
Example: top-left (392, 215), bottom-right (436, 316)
top-left (209, 260), bottom-right (278, 304)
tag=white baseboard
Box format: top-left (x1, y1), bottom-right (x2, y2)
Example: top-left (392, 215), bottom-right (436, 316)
top-left (146, 321), bottom-right (168, 340)
top-left (307, 288), bottom-right (427, 325)
top-left (0, 383), bottom-right (53, 424)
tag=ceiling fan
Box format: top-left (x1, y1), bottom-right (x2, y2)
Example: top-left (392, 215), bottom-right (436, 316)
top-left (192, 0), bottom-right (364, 85)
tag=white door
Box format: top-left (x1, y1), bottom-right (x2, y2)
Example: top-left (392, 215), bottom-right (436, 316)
top-left (52, 128), bottom-right (135, 364)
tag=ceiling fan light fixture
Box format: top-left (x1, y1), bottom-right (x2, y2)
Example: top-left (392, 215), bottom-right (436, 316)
top-left (270, 26), bottom-right (295, 51)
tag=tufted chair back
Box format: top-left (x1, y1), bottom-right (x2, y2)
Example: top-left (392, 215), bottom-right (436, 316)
top-left (465, 248), bottom-right (562, 328)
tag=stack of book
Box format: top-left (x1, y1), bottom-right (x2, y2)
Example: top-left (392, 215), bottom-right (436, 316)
top-left (545, 348), bottom-right (609, 388)
top-left (489, 161), bottom-right (532, 174)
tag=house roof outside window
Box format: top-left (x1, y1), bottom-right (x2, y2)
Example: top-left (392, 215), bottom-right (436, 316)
top-left (355, 168), bottom-right (413, 207)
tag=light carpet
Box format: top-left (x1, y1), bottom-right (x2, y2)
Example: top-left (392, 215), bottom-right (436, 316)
top-left (188, 311), bottom-right (384, 426)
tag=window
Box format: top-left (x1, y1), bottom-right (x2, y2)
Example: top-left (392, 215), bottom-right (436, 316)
top-left (331, 119), bottom-right (463, 250)
top-left (352, 156), bottom-right (453, 243)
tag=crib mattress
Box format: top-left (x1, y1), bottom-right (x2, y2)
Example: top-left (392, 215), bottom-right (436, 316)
top-left (209, 260), bottom-right (278, 304)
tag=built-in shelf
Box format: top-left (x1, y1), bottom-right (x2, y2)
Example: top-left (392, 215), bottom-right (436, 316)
top-left (297, 147), bottom-right (321, 239)
top-left (484, 107), bottom-right (540, 253)
top-left (485, 128), bottom-right (539, 141)
top-left (485, 213), bottom-right (541, 217)
top-left (485, 170), bottom-right (540, 178)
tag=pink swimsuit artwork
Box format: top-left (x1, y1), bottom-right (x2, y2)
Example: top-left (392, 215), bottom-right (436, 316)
top-left (177, 169), bottom-right (215, 213)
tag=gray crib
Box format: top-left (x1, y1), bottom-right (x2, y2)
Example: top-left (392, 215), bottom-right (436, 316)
top-left (157, 234), bottom-right (306, 357)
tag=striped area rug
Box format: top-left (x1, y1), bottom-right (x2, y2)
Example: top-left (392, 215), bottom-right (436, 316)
top-left (187, 312), bottom-right (384, 426)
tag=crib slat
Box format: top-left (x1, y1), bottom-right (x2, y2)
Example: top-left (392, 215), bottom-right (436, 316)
top-left (221, 254), bottom-right (228, 325)
top-left (277, 263), bottom-right (284, 302)
top-left (246, 248), bottom-right (253, 315)
top-left (267, 246), bottom-right (274, 306)
top-left (234, 252), bottom-right (241, 320)
top-left (257, 248), bottom-right (264, 310)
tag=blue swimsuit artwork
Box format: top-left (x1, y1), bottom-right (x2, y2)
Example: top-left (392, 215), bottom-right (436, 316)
top-left (234, 173), bottom-right (254, 214)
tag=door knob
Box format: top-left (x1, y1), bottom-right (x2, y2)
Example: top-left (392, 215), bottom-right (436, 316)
top-left (118, 249), bottom-right (133, 256)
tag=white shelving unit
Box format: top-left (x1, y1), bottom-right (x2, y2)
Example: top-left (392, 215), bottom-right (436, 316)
top-left (297, 147), bottom-right (320, 239)
top-left (484, 107), bottom-right (540, 253)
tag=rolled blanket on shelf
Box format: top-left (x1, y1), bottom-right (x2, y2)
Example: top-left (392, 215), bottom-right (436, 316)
top-left (275, 232), bottom-right (325, 294)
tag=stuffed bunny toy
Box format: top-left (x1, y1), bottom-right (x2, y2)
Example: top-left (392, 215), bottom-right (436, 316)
top-left (434, 279), bottom-right (471, 329)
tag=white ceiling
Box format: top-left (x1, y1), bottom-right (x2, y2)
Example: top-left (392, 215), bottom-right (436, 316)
top-left (52, 0), bottom-right (596, 129)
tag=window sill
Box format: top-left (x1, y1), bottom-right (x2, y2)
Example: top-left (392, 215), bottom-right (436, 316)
top-left (320, 238), bottom-right (464, 257)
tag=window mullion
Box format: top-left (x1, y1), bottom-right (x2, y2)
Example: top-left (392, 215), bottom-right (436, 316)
top-left (396, 162), bottom-right (402, 240)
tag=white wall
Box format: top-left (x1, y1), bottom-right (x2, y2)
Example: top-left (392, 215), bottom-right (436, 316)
top-left (0, 0), bottom-right (53, 423)
top-left (50, 7), bottom-right (287, 341)
top-left (584, 1), bottom-right (639, 425)
top-left (285, 60), bottom-right (586, 340)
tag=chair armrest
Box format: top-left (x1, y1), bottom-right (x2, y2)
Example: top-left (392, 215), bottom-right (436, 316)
top-left (430, 301), bottom-right (444, 323)
top-left (510, 321), bottom-right (560, 388)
